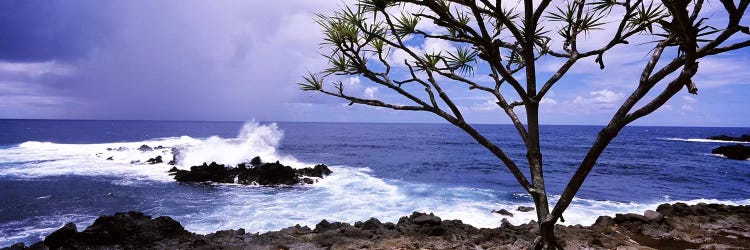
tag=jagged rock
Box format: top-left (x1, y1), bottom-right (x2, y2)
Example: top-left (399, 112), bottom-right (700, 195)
top-left (412, 214), bottom-right (442, 226)
top-left (712, 144), bottom-right (750, 160)
top-left (44, 223), bottom-right (77, 249)
top-left (250, 156), bottom-right (262, 166)
top-left (173, 161), bottom-right (332, 186)
top-left (656, 203), bottom-right (674, 216)
top-left (358, 218), bottom-right (384, 231)
top-left (4, 243), bottom-right (25, 250)
top-left (614, 213), bottom-right (649, 224)
top-left (238, 161), bottom-right (298, 186)
top-left (107, 147), bottom-right (128, 152)
top-left (173, 162), bottom-right (238, 183)
top-left (39, 211), bottom-right (194, 249)
top-left (147, 155), bottom-right (163, 164)
top-left (106, 156), bottom-right (113, 161)
top-left (708, 134), bottom-right (750, 142)
top-left (492, 209), bottom-right (514, 217)
top-left (154, 146), bottom-right (166, 150)
top-left (297, 164), bottom-right (332, 178)
top-left (138, 145), bottom-right (153, 152)
top-left (517, 206), bottom-right (535, 212)
top-left (643, 210), bottom-right (664, 222)
top-left (12, 203), bottom-right (750, 250)
top-left (168, 167), bottom-right (179, 173)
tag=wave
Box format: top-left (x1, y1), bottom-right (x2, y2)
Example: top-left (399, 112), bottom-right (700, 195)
top-left (661, 137), bottom-right (750, 143)
top-left (2, 122), bottom-right (750, 246)
top-left (0, 121), bottom-right (315, 183)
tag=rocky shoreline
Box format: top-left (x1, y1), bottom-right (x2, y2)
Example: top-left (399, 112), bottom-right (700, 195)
top-left (3, 203), bottom-right (748, 250)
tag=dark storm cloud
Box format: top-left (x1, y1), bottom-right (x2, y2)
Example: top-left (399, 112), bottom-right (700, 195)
top-left (0, 1), bottom-right (340, 120)
top-left (0, 1), bottom-right (114, 62)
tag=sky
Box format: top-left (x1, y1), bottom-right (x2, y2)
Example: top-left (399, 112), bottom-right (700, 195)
top-left (0, 1), bottom-right (748, 126)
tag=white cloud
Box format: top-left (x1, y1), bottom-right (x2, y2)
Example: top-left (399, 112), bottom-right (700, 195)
top-left (682, 95), bottom-right (697, 103)
top-left (681, 104), bottom-right (694, 111)
top-left (590, 89), bottom-right (625, 104)
top-left (540, 97), bottom-right (558, 105)
top-left (0, 61), bottom-right (75, 78)
top-left (472, 99), bottom-right (501, 111)
top-left (364, 87), bottom-right (378, 99)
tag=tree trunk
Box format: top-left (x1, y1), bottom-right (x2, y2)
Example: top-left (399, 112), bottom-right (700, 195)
top-left (537, 220), bottom-right (560, 250)
top-left (526, 103), bottom-right (557, 249)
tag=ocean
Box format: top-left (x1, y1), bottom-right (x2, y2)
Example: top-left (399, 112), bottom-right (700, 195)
top-left (1, 119), bottom-right (748, 247)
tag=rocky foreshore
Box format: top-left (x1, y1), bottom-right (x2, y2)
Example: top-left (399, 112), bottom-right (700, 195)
top-left (3, 203), bottom-right (749, 250)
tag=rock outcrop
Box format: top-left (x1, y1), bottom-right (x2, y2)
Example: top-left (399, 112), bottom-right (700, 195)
top-left (146, 155), bottom-right (163, 164)
top-left (171, 157), bottom-right (332, 186)
top-left (5, 203), bottom-right (749, 250)
top-left (137, 145), bottom-right (153, 152)
top-left (712, 144), bottom-right (750, 160)
top-left (708, 134), bottom-right (750, 142)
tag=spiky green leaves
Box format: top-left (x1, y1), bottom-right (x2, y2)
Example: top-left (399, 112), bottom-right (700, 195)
top-left (316, 12), bottom-right (360, 47)
top-left (628, 1), bottom-right (667, 33)
top-left (323, 53), bottom-right (360, 75)
top-left (299, 72), bottom-right (324, 91)
top-left (446, 47), bottom-right (479, 75)
top-left (418, 52), bottom-right (443, 71)
top-left (394, 12), bottom-right (420, 37)
top-left (547, 0), bottom-right (606, 44)
top-left (588, 0), bottom-right (619, 15)
top-left (357, 0), bottom-right (398, 13)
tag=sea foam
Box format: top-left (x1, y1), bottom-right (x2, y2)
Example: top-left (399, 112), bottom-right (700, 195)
top-left (2, 123), bottom-right (750, 247)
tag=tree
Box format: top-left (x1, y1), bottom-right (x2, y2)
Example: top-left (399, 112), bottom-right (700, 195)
top-left (300, 0), bottom-right (750, 248)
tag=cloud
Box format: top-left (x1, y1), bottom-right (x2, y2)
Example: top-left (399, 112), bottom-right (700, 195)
top-left (472, 99), bottom-right (501, 111)
top-left (0, 61), bottom-right (76, 78)
top-left (364, 87), bottom-right (378, 99)
top-left (681, 104), bottom-right (694, 111)
top-left (682, 95), bottom-right (697, 103)
top-left (540, 98), bottom-right (558, 105)
top-left (590, 89), bottom-right (626, 104)
top-left (0, 1), bottom-right (341, 120)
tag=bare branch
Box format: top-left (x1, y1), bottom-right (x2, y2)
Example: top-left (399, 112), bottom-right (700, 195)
top-left (320, 89), bottom-right (428, 111)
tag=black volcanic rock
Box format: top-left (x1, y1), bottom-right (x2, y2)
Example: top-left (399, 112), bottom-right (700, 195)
top-left (9, 203), bottom-right (750, 250)
top-left (517, 206), bottom-right (535, 212)
top-left (297, 164), bottom-right (332, 178)
top-left (147, 155), bottom-right (163, 164)
top-left (174, 161), bottom-right (333, 186)
top-left (250, 156), bottom-right (262, 166)
top-left (708, 134), bottom-right (750, 142)
top-left (492, 209), bottom-right (514, 217)
top-left (43, 223), bottom-right (77, 249)
top-left (138, 144), bottom-right (153, 152)
top-left (238, 161), bottom-right (298, 186)
top-left (712, 144), bottom-right (750, 160)
top-left (37, 211), bottom-right (194, 249)
top-left (173, 162), bottom-right (239, 183)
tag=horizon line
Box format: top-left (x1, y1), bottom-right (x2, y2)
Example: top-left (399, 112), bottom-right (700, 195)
top-left (0, 118), bottom-right (748, 129)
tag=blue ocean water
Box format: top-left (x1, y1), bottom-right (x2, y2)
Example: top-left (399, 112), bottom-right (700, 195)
top-left (0, 119), bottom-right (749, 247)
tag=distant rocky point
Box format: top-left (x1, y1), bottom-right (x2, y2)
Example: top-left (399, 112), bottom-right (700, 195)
top-left (171, 157), bottom-right (332, 186)
top-left (712, 144), bottom-right (750, 160)
top-left (707, 134), bottom-right (750, 142)
top-left (5, 203), bottom-right (749, 249)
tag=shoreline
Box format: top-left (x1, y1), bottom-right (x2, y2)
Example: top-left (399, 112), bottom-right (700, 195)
top-left (3, 202), bottom-right (749, 250)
